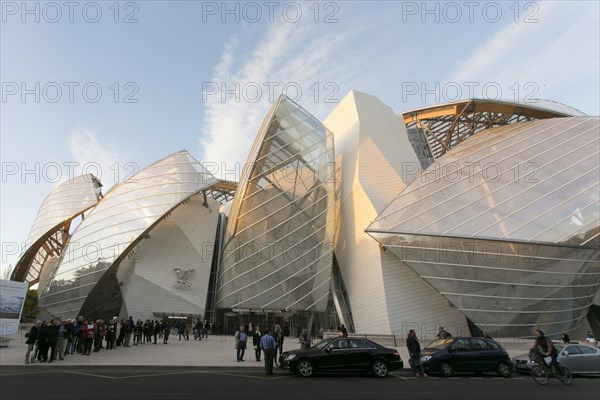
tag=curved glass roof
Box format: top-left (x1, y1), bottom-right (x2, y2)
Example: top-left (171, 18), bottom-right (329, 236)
top-left (367, 117), bottom-right (600, 248)
top-left (39, 151), bottom-right (218, 316)
top-left (401, 98), bottom-right (588, 160)
top-left (216, 95), bottom-right (336, 311)
top-left (12, 174), bottom-right (102, 285)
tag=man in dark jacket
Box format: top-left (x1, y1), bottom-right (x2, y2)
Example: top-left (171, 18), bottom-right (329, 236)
top-left (25, 320), bottom-right (41, 364)
top-left (47, 319), bottom-right (60, 362)
top-left (37, 321), bottom-right (50, 362)
top-left (533, 329), bottom-right (560, 375)
top-left (407, 329), bottom-right (427, 378)
top-left (253, 326), bottom-right (263, 362)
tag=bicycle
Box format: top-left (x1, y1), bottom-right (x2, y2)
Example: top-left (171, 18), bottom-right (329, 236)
top-left (529, 350), bottom-right (573, 385)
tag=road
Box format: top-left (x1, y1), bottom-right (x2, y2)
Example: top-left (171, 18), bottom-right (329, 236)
top-left (1, 367), bottom-right (599, 400)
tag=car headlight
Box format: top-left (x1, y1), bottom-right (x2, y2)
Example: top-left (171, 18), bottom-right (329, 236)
top-left (286, 354), bottom-right (297, 361)
top-left (421, 356), bottom-right (432, 362)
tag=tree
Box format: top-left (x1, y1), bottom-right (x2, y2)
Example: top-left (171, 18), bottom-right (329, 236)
top-left (21, 289), bottom-right (40, 320)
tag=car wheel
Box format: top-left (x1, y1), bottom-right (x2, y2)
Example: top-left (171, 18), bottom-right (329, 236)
top-left (372, 360), bottom-right (389, 378)
top-left (496, 362), bottom-right (512, 378)
top-left (440, 362), bottom-right (453, 377)
top-left (296, 359), bottom-right (314, 377)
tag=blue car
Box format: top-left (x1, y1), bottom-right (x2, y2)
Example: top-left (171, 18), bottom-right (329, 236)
top-left (420, 337), bottom-right (512, 377)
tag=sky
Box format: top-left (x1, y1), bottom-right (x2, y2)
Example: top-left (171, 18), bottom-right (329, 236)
top-left (1, 0), bottom-right (599, 277)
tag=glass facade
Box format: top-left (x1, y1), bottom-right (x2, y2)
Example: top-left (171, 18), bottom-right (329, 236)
top-left (11, 174), bottom-right (102, 286)
top-left (38, 151), bottom-right (217, 317)
top-left (367, 117), bottom-right (600, 336)
top-left (370, 117), bottom-right (600, 247)
top-left (368, 233), bottom-right (599, 337)
top-left (215, 95), bottom-right (335, 312)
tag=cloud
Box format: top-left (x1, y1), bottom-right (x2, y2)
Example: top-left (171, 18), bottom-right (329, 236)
top-left (446, 2), bottom-right (599, 108)
top-left (67, 128), bottom-right (125, 190)
top-left (199, 17), bottom-right (369, 179)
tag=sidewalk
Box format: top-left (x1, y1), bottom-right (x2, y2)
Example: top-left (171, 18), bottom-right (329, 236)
top-left (0, 333), bottom-right (533, 367)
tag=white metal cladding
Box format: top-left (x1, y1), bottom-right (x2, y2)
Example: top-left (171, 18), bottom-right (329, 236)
top-left (322, 90), bottom-right (464, 334)
top-left (116, 193), bottom-right (221, 321)
top-left (38, 151), bottom-right (218, 317)
top-left (13, 174), bottom-right (102, 285)
top-left (368, 117), bottom-right (600, 247)
top-left (215, 95), bottom-right (335, 311)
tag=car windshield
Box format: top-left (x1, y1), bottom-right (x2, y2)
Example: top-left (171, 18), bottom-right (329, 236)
top-left (424, 339), bottom-right (454, 349)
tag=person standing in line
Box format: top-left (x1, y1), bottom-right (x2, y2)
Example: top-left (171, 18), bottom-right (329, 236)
top-left (273, 324), bottom-right (284, 366)
top-left (561, 332), bottom-right (571, 344)
top-left (105, 320), bottom-right (116, 349)
top-left (71, 318), bottom-right (80, 354)
top-left (134, 319), bottom-right (144, 345)
top-left (253, 325), bottom-right (263, 362)
top-left (153, 320), bottom-right (161, 344)
top-left (112, 317), bottom-right (120, 347)
top-left (123, 316), bottom-right (134, 347)
top-left (82, 319), bottom-right (96, 356)
top-left (37, 320), bottom-right (50, 362)
top-left (76, 316), bottom-right (85, 353)
top-left (234, 324), bottom-right (247, 362)
top-left (407, 329), bottom-right (427, 378)
top-left (63, 319), bottom-right (74, 357)
top-left (47, 319), bottom-right (60, 362)
top-left (24, 320), bottom-right (41, 364)
top-left (55, 319), bottom-right (66, 361)
top-left (94, 319), bottom-right (105, 352)
top-left (260, 328), bottom-right (277, 375)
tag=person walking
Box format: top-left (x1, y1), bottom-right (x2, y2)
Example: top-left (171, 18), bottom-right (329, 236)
top-left (407, 329), bottom-right (427, 378)
top-left (260, 328), bottom-right (277, 375)
top-left (162, 320), bottom-right (171, 344)
top-left (437, 327), bottom-right (451, 339)
top-left (153, 320), bottom-right (161, 344)
top-left (234, 324), bottom-right (248, 362)
top-left (253, 326), bottom-right (263, 362)
top-left (340, 324), bottom-right (348, 338)
top-left (299, 328), bottom-right (312, 350)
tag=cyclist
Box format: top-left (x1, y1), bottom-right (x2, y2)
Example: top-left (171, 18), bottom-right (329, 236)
top-left (532, 329), bottom-right (561, 375)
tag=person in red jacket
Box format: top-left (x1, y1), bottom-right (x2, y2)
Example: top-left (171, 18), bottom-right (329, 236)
top-left (82, 320), bottom-right (96, 356)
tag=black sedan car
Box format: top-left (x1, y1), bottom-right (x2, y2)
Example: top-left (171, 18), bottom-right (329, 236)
top-left (420, 337), bottom-right (512, 377)
top-left (279, 337), bottom-right (403, 377)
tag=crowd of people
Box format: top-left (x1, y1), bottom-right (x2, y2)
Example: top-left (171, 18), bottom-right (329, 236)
top-left (23, 316), bottom-right (216, 364)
